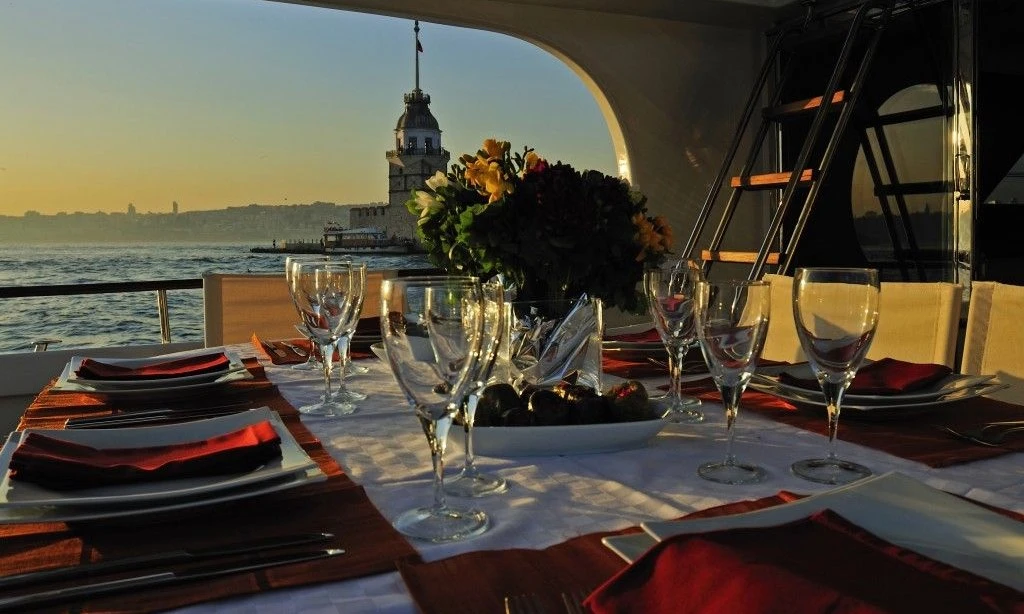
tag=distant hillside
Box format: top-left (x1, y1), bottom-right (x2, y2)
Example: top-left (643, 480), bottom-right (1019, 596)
top-left (0, 202), bottom-right (381, 244)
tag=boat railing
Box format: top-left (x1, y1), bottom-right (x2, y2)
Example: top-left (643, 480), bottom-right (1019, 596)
top-left (0, 279), bottom-right (203, 348)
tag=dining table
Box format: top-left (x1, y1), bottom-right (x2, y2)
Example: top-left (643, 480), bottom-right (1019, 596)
top-left (6, 339), bottom-right (1024, 613)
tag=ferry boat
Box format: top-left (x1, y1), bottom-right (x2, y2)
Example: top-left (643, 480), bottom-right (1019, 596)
top-left (322, 224), bottom-right (416, 254)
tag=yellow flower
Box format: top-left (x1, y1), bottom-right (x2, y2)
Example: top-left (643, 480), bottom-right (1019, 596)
top-left (524, 151), bottom-right (542, 172)
top-left (482, 138), bottom-right (509, 160)
top-left (633, 214), bottom-right (674, 261)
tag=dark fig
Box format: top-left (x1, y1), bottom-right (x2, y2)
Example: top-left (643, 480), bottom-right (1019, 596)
top-left (474, 383), bottom-right (521, 427)
top-left (527, 389), bottom-right (571, 425)
top-left (571, 396), bottom-right (612, 424)
top-left (605, 380), bottom-right (654, 422)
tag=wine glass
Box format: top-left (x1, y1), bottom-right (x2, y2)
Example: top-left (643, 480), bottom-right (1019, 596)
top-left (285, 255), bottom-right (331, 371)
top-left (289, 261), bottom-right (360, 417)
top-left (695, 280), bottom-right (771, 485)
top-left (790, 267), bottom-right (879, 485)
top-left (331, 261), bottom-right (368, 406)
top-left (445, 279), bottom-right (508, 498)
top-left (380, 275), bottom-right (489, 542)
top-left (644, 259), bottom-right (705, 423)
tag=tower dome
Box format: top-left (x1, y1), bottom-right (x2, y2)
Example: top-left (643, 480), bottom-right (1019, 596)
top-left (395, 90), bottom-right (440, 131)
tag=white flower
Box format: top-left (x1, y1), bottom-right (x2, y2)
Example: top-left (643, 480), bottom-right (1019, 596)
top-left (412, 190), bottom-right (442, 225)
top-left (425, 171), bottom-right (449, 191)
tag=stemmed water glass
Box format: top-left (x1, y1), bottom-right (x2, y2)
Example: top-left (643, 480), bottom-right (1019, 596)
top-left (289, 261), bottom-right (361, 417)
top-left (380, 275), bottom-right (489, 542)
top-left (790, 267), bottom-right (879, 485)
top-left (644, 259), bottom-right (705, 423)
top-left (330, 261), bottom-right (368, 407)
top-left (445, 279), bottom-right (508, 498)
top-left (285, 255), bottom-right (331, 371)
top-left (695, 280), bottom-right (771, 485)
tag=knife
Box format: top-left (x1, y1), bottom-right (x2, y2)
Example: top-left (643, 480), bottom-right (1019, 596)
top-left (0, 547), bottom-right (345, 612)
top-left (64, 404), bottom-right (260, 429)
top-left (0, 532), bottom-right (333, 591)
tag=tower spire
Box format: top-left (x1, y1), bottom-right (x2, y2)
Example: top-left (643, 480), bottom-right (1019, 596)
top-left (414, 21), bottom-right (421, 92)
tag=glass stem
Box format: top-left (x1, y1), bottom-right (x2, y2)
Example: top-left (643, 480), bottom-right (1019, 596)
top-left (821, 380), bottom-right (845, 460)
top-left (336, 336), bottom-right (350, 390)
top-left (423, 414), bottom-right (453, 512)
top-left (668, 344), bottom-right (683, 405)
top-left (320, 340), bottom-right (335, 402)
top-left (461, 393), bottom-right (479, 476)
top-left (719, 383), bottom-right (741, 466)
top-left (304, 335), bottom-right (318, 366)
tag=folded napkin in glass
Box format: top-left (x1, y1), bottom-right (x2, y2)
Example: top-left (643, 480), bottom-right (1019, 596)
top-left (9, 421), bottom-right (282, 490)
top-left (778, 357), bottom-right (952, 395)
top-left (75, 352), bottom-right (231, 381)
top-left (587, 510), bottom-right (1022, 614)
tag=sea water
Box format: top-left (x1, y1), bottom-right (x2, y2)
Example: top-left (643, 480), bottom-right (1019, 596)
top-left (0, 243), bottom-right (432, 354)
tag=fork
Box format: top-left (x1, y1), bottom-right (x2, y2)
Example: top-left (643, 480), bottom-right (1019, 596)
top-left (561, 589), bottom-right (590, 614)
top-left (505, 593), bottom-right (548, 614)
top-left (936, 424), bottom-right (1024, 446)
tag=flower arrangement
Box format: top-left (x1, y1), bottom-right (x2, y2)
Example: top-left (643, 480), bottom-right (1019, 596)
top-left (407, 138), bottom-right (673, 313)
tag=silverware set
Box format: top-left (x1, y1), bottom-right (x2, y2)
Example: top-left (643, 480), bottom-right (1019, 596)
top-left (935, 421), bottom-right (1024, 447)
top-left (64, 402), bottom-right (259, 429)
top-left (504, 589), bottom-right (589, 614)
top-left (0, 532), bottom-right (343, 611)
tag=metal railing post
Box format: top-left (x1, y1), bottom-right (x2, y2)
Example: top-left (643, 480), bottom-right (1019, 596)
top-left (157, 289), bottom-right (171, 343)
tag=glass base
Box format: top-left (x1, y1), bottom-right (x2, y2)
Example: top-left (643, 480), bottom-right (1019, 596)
top-left (347, 363), bottom-right (370, 375)
top-left (662, 396), bottom-right (704, 424)
top-left (290, 360), bottom-right (320, 371)
top-left (698, 460), bottom-right (766, 485)
top-left (791, 457), bottom-right (871, 485)
top-left (333, 387), bottom-right (367, 402)
top-left (393, 505), bottom-right (489, 542)
top-left (445, 470), bottom-right (508, 498)
top-left (298, 398), bottom-right (357, 417)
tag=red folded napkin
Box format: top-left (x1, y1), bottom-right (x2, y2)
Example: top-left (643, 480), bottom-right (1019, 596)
top-left (585, 510), bottom-right (1023, 614)
top-left (778, 357), bottom-right (952, 395)
top-left (9, 420), bottom-right (282, 490)
top-left (605, 328), bottom-right (662, 343)
top-left (75, 352), bottom-right (231, 381)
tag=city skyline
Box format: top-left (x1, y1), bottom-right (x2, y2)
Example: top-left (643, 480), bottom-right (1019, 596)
top-left (0, 0), bottom-right (616, 217)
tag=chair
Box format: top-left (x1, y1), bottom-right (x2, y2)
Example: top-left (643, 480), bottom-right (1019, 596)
top-left (961, 281), bottom-right (1024, 404)
top-left (761, 274), bottom-right (962, 368)
top-left (202, 271), bottom-right (389, 347)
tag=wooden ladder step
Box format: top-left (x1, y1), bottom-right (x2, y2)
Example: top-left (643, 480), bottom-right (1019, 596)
top-left (764, 90), bottom-right (846, 119)
top-left (731, 169), bottom-right (816, 190)
top-left (701, 250), bottom-right (782, 265)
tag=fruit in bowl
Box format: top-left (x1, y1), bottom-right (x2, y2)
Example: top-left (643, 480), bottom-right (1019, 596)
top-left (472, 380), bottom-right (657, 427)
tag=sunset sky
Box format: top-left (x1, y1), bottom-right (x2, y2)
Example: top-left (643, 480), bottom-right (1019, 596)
top-left (0, 0), bottom-right (615, 216)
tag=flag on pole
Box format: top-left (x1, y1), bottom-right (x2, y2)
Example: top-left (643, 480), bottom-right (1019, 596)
top-left (417, 39), bottom-right (423, 53)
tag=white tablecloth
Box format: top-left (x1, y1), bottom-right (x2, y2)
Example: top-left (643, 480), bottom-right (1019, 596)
top-left (179, 346), bottom-right (1024, 613)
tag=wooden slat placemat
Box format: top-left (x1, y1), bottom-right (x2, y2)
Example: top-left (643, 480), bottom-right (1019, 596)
top-left (1, 359), bottom-right (420, 613)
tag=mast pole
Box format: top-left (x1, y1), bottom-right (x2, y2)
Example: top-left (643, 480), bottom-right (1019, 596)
top-left (414, 20), bottom-right (421, 91)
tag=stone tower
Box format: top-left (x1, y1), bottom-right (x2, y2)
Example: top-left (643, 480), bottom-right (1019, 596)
top-left (379, 20), bottom-right (450, 241)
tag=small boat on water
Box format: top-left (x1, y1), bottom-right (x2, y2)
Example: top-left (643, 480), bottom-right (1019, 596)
top-left (322, 225), bottom-right (417, 255)
top-left (250, 224), bottom-right (420, 255)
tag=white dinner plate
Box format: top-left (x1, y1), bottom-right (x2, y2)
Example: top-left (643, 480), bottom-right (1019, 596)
top-left (0, 464), bottom-right (325, 525)
top-left (0, 408), bottom-right (317, 508)
top-left (747, 378), bottom-right (1007, 418)
top-left (65, 348), bottom-right (247, 389)
top-left (641, 472), bottom-right (1024, 591)
top-left (754, 363), bottom-right (996, 405)
top-left (465, 399), bottom-right (669, 457)
top-left (51, 360), bottom-right (254, 398)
